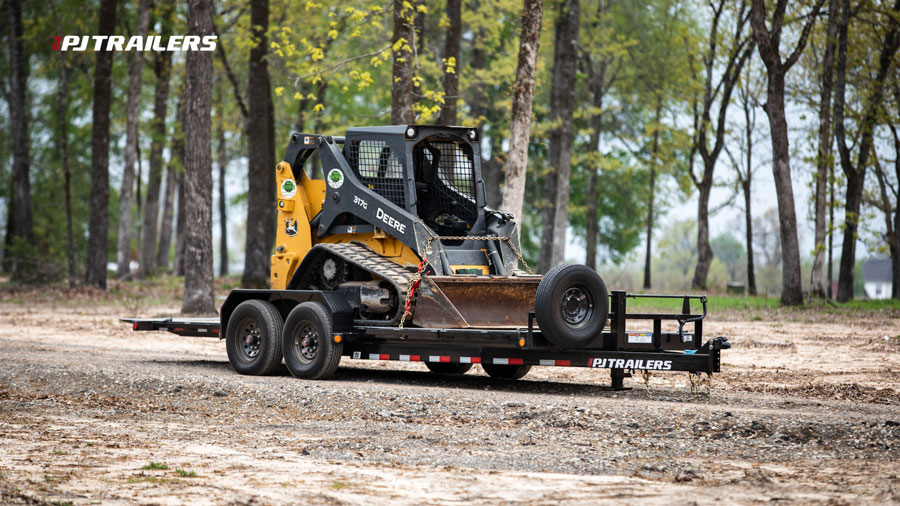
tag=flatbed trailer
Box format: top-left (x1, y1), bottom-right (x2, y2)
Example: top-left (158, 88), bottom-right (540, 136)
top-left (124, 290), bottom-right (729, 390)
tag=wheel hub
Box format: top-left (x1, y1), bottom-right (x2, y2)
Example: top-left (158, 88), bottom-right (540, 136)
top-left (561, 287), bottom-right (593, 325)
top-left (240, 322), bottom-right (262, 359)
top-left (295, 324), bottom-right (319, 362)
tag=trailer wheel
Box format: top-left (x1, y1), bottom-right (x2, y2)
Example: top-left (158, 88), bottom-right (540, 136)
top-left (425, 362), bottom-right (473, 375)
top-left (481, 363), bottom-right (531, 380)
top-left (282, 302), bottom-right (343, 380)
top-left (534, 264), bottom-right (609, 349)
top-left (225, 299), bottom-right (284, 376)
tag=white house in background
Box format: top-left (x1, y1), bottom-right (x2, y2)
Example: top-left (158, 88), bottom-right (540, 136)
top-left (862, 258), bottom-right (893, 300)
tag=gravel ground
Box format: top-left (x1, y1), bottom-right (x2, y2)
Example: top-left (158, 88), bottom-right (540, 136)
top-left (1, 288), bottom-right (899, 505)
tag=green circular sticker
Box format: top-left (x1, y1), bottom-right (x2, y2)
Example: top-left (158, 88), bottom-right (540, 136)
top-left (327, 169), bottom-right (344, 189)
top-left (280, 178), bottom-right (297, 198)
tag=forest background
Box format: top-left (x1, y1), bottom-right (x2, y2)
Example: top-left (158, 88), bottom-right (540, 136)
top-left (1, 0), bottom-right (899, 312)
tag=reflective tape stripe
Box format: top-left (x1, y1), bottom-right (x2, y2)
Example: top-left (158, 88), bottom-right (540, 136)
top-left (428, 355), bottom-right (450, 362)
top-left (368, 353), bottom-right (390, 360)
top-left (399, 355), bottom-right (421, 362)
top-left (460, 357), bottom-right (481, 364)
top-left (540, 359), bottom-right (570, 367)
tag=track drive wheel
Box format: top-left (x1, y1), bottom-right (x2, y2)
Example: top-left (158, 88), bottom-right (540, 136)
top-left (534, 264), bottom-right (609, 349)
top-left (225, 299), bottom-right (284, 375)
top-left (425, 362), bottom-right (473, 375)
top-left (481, 363), bottom-right (532, 380)
top-left (282, 302), bottom-right (343, 380)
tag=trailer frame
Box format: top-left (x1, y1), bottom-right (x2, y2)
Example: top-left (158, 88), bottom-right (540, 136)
top-left (123, 290), bottom-right (729, 390)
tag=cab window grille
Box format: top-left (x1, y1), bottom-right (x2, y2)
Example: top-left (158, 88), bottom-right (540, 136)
top-left (347, 139), bottom-right (406, 208)
top-left (415, 139), bottom-right (478, 231)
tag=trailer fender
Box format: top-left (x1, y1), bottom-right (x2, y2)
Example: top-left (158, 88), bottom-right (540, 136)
top-left (220, 289), bottom-right (355, 336)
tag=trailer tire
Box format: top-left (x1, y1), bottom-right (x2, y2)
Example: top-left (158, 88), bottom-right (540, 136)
top-left (425, 362), bottom-right (473, 375)
top-left (535, 264), bottom-right (609, 349)
top-left (225, 299), bottom-right (284, 376)
top-left (282, 302), bottom-right (343, 380)
top-left (481, 363), bottom-right (531, 380)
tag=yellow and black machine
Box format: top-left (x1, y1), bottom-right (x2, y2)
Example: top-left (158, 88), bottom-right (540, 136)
top-left (126, 125), bottom-right (728, 389)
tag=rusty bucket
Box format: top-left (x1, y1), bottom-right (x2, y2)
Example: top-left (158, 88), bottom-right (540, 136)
top-left (410, 275), bottom-right (542, 328)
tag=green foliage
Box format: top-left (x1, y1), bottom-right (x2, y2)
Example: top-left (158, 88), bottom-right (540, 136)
top-left (569, 150), bottom-right (647, 263)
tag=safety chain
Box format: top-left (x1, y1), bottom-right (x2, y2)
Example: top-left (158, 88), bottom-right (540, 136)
top-left (398, 235), bottom-right (534, 329)
top-left (688, 372), bottom-right (713, 396)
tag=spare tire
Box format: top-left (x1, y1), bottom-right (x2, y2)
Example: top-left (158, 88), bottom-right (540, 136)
top-left (534, 264), bottom-right (609, 348)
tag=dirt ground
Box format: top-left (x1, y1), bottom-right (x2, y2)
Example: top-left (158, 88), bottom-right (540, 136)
top-left (1, 286), bottom-right (899, 505)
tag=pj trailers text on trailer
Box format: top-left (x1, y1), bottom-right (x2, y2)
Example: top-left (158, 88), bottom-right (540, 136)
top-left (124, 290), bottom-right (729, 390)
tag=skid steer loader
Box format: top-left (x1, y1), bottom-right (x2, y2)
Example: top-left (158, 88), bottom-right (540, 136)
top-left (125, 125), bottom-right (729, 388)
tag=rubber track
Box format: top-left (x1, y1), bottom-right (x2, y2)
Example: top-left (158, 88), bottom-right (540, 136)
top-left (312, 242), bottom-right (416, 325)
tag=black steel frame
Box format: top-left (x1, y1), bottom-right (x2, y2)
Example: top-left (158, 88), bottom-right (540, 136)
top-left (123, 289), bottom-right (728, 390)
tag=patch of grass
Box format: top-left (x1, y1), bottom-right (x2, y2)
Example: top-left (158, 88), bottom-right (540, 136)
top-left (51, 501), bottom-right (73, 506)
top-left (127, 475), bottom-right (167, 484)
top-left (85, 441), bottom-right (94, 447)
top-left (622, 293), bottom-right (900, 314)
top-left (43, 475), bottom-right (54, 482)
top-left (175, 469), bottom-right (197, 478)
top-left (330, 481), bottom-right (346, 490)
top-left (52, 449), bottom-right (65, 455)
top-left (141, 462), bottom-right (169, 471)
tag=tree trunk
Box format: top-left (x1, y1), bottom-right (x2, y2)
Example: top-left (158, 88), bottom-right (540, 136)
top-left (6, 0), bottom-right (32, 278)
top-left (749, 0), bottom-right (824, 305)
top-left (810, 0), bottom-right (839, 298)
top-left (873, 154), bottom-right (897, 301)
top-left (174, 170), bottom-right (186, 276)
top-left (217, 118), bottom-right (229, 277)
top-left (585, 110), bottom-right (601, 270)
top-left (140, 9), bottom-right (173, 279)
top-left (762, 73), bottom-right (804, 305)
top-left (116, 0), bottom-right (151, 279)
top-left (500, 0), bottom-right (544, 224)
top-left (834, 0), bottom-right (900, 301)
top-left (467, 35), bottom-right (503, 208)
top-left (182, 0), bottom-right (216, 315)
top-left (692, 0), bottom-right (753, 290)
top-left (85, 0), bottom-right (118, 289)
top-left (57, 61), bottom-right (75, 287)
top-left (892, 111), bottom-right (900, 299)
top-left (827, 160), bottom-right (834, 298)
top-left (242, 0), bottom-right (276, 288)
top-left (537, 0), bottom-right (579, 274)
top-left (483, 130), bottom-right (504, 209)
top-left (158, 94), bottom-right (185, 271)
top-left (439, 0), bottom-right (461, 125)
top-left (743, 179), bottom-right (756, 295)
top-left (692, 172), bottom-right (713, 289)
top-left (643, 102), bottom-right (662, 290)
top-left (391, 0), bottom-right (415, 124)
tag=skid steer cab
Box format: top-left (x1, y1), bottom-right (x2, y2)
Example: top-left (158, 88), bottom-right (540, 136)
top-left (125, 125), bottom-right (729, 389)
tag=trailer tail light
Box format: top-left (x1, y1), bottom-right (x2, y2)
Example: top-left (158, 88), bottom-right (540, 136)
top-left (133, 321), bottom-right (138, 330)
top-left (333, 335), bottom-right (342, 343)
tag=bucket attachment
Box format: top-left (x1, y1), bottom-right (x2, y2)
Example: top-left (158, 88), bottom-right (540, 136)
top-left (411, 275), bottom-right (542, 328)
